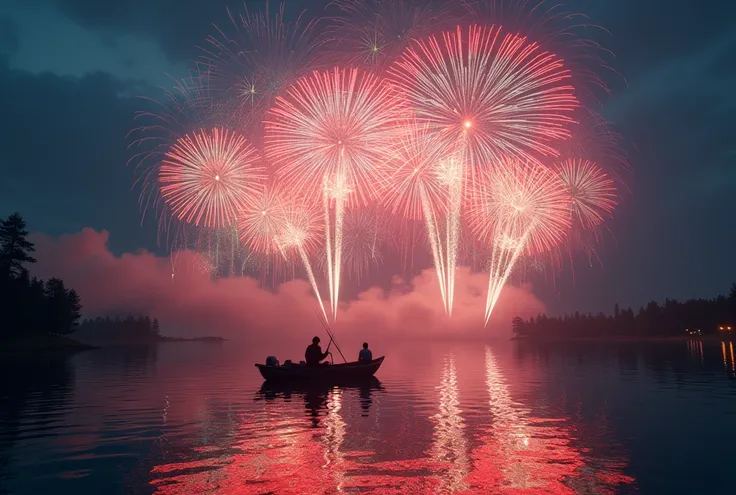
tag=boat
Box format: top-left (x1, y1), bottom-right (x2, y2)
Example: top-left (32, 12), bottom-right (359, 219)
top-left (255, 356), bottom-right (385, 383)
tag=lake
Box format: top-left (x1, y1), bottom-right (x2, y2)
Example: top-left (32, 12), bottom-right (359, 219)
top-left (2, 339), bottom-right (736, 494)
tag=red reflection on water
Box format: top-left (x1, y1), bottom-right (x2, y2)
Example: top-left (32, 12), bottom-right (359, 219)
top-left (431, 354), bottom-right (470, 492)
top-left (149, 348), bottom-right (634, 494)
top-left (461, 347), bottom-right (634, 494)
top-left (150, 403), bottom-right (338, 494)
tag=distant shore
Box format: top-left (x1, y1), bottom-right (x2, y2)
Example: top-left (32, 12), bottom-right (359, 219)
top-left (513, 334), bottom-right (736, 343)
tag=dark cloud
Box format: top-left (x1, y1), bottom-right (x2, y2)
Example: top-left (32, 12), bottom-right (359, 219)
top-left (0, 17), bottom-right (19, 57)
top-left (21, 0), bottom-right (319, 62)
top-left (0, 59), bottom-right (157, 254)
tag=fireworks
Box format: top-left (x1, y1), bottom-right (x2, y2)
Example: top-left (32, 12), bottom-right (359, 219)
top-left (203, 1), bottom-right (323, 133)
top-left (159, 128), bottom-right (266, 229)
top-left (555, 158), bottom-right (617, 230)
top-left (318, 207), bottom-right (385, 283)
top-left (131, 1), bottom-right (624, 329)
top-left (388, 24), bottom-right (579, 177)
top-left (468, 160), bottom-right (572, 324)
top-left (265, 66), bottom-right (404, 320)
top-left (265, 66), bottom-right (403, 205)
top-left (238, 186), bottom-right (289, 254)
top-left (278, 196), bottom-right (329, 321)
top-left (325, 0), bottom-right (457, 71)
top-left (386, 23), bottom-right (578, 314)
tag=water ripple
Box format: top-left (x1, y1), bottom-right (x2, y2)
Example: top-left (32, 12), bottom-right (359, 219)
top-left (4, 341), bottom-right (736, 493)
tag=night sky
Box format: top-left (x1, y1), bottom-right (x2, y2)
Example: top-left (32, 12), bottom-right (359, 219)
top-left (1, 0), bottom-right (735, 316)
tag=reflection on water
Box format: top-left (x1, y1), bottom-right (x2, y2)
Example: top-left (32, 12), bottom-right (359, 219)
top-left (432, 355), bottom-right (469, 492)
top-left (4, 340), bottom-right (736, 493)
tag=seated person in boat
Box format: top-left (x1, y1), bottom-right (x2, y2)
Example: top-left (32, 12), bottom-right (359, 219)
top-left (305, 336), bottom-right (330, 366)
top-left (358, 342), bottom-right (372, 363)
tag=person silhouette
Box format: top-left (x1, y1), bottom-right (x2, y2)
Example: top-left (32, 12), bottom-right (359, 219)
top-left (305, 336), bottom-right (330, 366)
top-left (358, 342), bottom-right (373, 363)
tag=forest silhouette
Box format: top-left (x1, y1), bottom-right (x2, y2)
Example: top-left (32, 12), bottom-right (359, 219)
top-left (513, 286), bottom-right (736, 340)
top-left (0, 213), bottom-right (82, 340)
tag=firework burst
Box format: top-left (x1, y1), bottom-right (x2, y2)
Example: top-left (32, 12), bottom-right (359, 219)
top-left (388, 24), bottom-right (579, 177)
top-left (325, 0), bottom-right (458, 72)
top-left (128, 72), bottom-right (234, 240)
top-left (238, 185), bottom-right (289, 254)
top-left (468, 160), bottom-right (572, 324)
top-left (159, 127), bottom-right (266, 229)
top-left (265, 66), bottom-right (403, 320)
top-left (203, 1), bottom-right (324, 133)
top-left (555, 158), bottom-right (617, 230)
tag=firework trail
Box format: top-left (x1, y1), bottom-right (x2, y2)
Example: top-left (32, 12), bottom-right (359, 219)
top-left (381, 121), bottom-right (466, 314)
top-left (318, 206), bottom-right (385, 284)
top-left (265, 66), bottom-right (403, 320)
top-left (203, 1), bottom-right (324, 136)
top-left (159, 127), bottom-right (266, 229)
top-left (276, 197), bottom-right (329, 321)
top-left (468, 160), bottom-right (572, 325)
top-left (388, 23), bottom-right (578, 315)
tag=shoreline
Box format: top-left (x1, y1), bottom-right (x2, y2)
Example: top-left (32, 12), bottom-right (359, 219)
top-left (0, 335), bottom-right (99, 353)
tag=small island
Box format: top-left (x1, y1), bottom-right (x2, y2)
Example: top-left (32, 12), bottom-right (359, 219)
top-left (512, 284), bottom-right (736, 341)
top-left (75, 316), bottom-right (226, 345)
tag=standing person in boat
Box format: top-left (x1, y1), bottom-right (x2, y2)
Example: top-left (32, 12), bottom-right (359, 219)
top-left (305, 336), bottom-right (330, 366)
top-left (358, 342), bottom-right (372, 363)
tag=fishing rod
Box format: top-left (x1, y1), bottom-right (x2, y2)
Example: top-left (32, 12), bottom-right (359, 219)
top-left (314, 307), bottom-right (347, 363)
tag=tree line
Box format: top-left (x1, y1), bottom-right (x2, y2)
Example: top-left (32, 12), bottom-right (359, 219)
top-left (513, 284), bottom-right (736, 339)
top-left (0, 213), bottom-right (82, 339)
top-left (76, 315), bottom-right (162, 343)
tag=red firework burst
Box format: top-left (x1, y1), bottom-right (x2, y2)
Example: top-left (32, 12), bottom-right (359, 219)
top-left (468, 160), bottom-right (572, 255)
top-left (159, 128), bottom-right (266, 229)
top-left (388, 24), bottom-right (578, 178)
top-left (555, 158), bottom-right (617, 230)
top-left (238, 185), bottom-right (289, 254)
top-left (264, 66), bottom-right (405, 206)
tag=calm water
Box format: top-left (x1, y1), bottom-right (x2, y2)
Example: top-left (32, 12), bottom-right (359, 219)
top-left (2, 339), bottom-right (736, 494)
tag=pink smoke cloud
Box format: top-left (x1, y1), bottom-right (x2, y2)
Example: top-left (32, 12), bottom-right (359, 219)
top-left (29, 228), bottom-right (545, 344)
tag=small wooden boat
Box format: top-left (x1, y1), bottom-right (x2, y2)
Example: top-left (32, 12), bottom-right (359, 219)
top-left (255, 356), bottom-right (384, 383)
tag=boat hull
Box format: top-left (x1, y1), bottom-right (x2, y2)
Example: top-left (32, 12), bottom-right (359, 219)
top-left (255, 356), bottom-right (384, 383)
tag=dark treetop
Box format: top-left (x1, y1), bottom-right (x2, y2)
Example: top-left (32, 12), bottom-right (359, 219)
top-left (0, 212), bottom-right (82, 340)
top-left (513, 284), bottom-right (736, 340)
